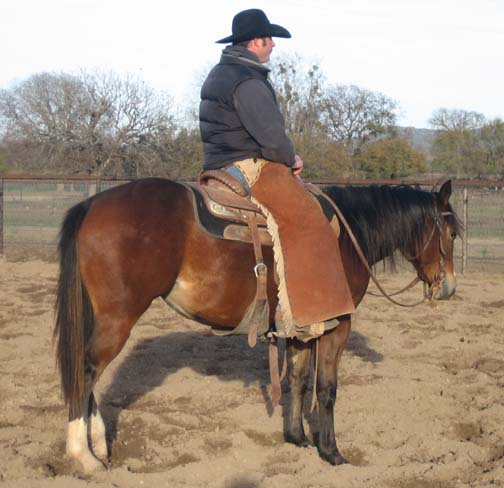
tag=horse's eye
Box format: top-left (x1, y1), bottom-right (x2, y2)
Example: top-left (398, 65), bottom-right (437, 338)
top-left (450, 232), bottom-right (457, 240)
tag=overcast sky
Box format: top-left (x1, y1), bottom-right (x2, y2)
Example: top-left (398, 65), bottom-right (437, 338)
top-left (1, 0), bottom-right (503, 128)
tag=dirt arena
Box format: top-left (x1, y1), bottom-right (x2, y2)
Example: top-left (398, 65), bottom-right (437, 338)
top-left (0, 259), bottom-right (503, 487)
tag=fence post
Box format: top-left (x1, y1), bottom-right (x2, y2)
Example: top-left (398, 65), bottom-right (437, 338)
top-left (88, 181), bottom-right (97, 197)
top-left (462, 187), bottom-right (468, 274)
top-left (0, 179), bottom-right (4, 255)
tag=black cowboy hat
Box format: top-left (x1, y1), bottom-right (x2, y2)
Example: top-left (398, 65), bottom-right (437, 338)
top-left (216, 8), bottom-right (291, 44)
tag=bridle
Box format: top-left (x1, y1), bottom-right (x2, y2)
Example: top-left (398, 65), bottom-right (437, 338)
top-left (407, 211), bottom-right (453, 303)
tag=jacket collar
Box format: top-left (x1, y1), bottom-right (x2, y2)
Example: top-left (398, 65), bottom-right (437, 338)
top-left (220, 45), bottom-right (270, 74)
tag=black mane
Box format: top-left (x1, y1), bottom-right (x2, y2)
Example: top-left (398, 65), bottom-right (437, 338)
top-left (323, 184), bottom-right (455, 266)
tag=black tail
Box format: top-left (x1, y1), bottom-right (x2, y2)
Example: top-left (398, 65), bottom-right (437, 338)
top-left (54, 199), bottom-right (94, 419)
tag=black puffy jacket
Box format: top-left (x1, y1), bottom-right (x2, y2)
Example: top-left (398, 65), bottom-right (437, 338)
top-left (199, 46), bottom-right (295, 170)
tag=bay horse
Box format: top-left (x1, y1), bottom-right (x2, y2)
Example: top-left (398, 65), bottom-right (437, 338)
top-left (53, 178), bottom-right (459, 472)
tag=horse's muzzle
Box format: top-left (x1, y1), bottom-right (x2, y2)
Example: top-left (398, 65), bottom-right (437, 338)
top-left (434, 272), bottom-right (457, 300)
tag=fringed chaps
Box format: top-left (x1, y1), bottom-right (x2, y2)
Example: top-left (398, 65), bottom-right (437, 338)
top-left (234, 159), bottom-right (355, 332)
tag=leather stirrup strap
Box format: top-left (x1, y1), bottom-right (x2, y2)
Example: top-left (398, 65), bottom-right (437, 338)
top-left (211, 212), bottom-right (270, 342)
top-left (247, 212), bottom-right (268, 347)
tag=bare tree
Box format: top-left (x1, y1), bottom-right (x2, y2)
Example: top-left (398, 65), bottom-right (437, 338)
top-left (429, 108), bottom-right (486, 131)
top-left (0, 73), bottom-right (86, 143)
top-left (0, 70), bottom-right (178, 176)
top-left (321, 84), bottom-right (398, 152)
top-left (269, 53), bottom-right (325, 142)
top-left (268, 54), bottom-right (353, 176)
top-left (479, 118), bottom-right (504, 177)
top-left (268, 55), bottom-right (400, 177)
top-left (430, 116), bottom-right (504, 178)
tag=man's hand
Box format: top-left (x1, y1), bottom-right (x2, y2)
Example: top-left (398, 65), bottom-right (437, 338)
top-left (292, 154), bottom-right (304, 176)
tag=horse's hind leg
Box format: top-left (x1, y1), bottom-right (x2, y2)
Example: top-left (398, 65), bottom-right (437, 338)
top-left (86, 312), bottom-right (142, 462)
top-left (284, 338), bottom-right (312, 446)
top-left (66, 362), bottom-right (105, 472)
top-left (89, 393), bottom-right (108, 461)
top-left (316, 318), bottom-right (351, 465)
top-left (66, 313), bottom-right (139, 472)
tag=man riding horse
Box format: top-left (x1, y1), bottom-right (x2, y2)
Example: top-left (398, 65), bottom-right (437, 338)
top-left (199, 9), bottom-right (355, 339)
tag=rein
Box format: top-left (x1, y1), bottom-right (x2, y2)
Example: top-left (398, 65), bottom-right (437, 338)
top-left (365, 213), bottom-right (450, 301)
top-left (310, 184), bottom-right (450, 308)
top-left (334, 203), bottom-right (430, 308)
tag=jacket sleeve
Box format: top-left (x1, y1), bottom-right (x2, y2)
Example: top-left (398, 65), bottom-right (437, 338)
top-left (234, 79), bottom-right (296, 166)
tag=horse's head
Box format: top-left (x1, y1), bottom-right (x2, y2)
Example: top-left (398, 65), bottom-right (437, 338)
top-left (408, 180), bottom-right (460, 301)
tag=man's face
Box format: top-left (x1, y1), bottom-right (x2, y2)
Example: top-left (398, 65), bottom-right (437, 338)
top-left (253, 37), bottom-right (275, 63)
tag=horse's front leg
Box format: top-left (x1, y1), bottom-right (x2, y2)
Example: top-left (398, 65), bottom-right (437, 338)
top-left (316, 317), bottom-right (351, 465)
top-left (284, 338), bottom-right (312, 446)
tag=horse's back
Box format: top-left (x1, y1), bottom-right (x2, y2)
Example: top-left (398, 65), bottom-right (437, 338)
top-left (88, 177), bottom-right (188, 209)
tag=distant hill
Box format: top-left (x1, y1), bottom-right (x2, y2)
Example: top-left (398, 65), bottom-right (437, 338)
top-left (398, 127), bottom-right (437, 157)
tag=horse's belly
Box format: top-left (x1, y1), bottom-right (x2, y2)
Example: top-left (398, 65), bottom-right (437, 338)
top-left (163, 277), bottom-right (243, 328)
top-left (163, 277), bottom-right (204, 319)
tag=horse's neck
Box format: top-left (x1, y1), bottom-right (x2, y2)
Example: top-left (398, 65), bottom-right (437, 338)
top-left (328, 185), bottom-right (430, 269)
top-left (366, 238), bottom-right (399, 267)
top-left (345, 213), bottom-right (406, 267)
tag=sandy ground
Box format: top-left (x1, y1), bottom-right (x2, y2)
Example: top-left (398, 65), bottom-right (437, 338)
top-left (0, 259), bottom-right (503, 488)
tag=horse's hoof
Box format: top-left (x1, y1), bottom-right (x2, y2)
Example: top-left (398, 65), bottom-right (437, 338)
top-left (92, 442), bottom-right (109, 465)
top-left (285, 432), bottom-right (311, 447)
top-left (82, 457), bottom-right (107, 474)
top-left (319, 449), bottom-right (348, 466)
top-left (69, 452), bottom-right (107, 474)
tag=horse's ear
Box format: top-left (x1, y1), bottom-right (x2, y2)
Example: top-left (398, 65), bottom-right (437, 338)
top-left (438, 180), bottom-right (452, 205)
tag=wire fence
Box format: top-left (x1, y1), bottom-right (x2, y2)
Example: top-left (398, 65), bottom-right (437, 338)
top-left (449, 185), bottom-right (504, 273)
top-left (1, 176), bottom-right (503, 272)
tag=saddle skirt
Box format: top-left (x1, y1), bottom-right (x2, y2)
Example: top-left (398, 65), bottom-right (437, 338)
top-left (184, 170), bottom-right (340, 246)
top-left (186, 182), bottom-right (272, 246)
